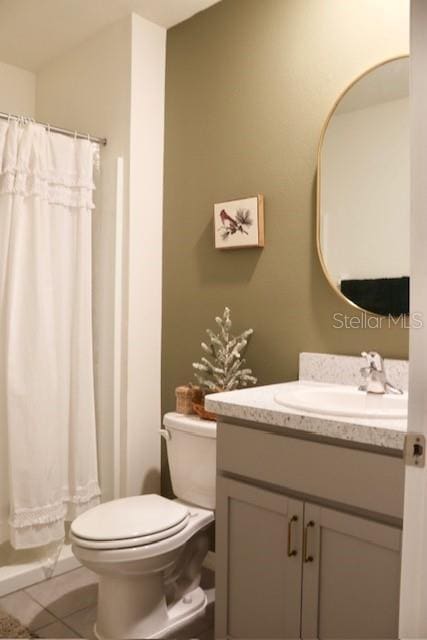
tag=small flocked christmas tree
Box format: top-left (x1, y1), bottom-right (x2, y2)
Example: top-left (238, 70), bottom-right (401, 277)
top-left (193, 307), bottom-right (257, 393)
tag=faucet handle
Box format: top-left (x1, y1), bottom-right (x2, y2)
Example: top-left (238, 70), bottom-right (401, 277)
top-left (360, 351), bottom-right (402, 394)
top-left (361, 351), bottom-right (384, 372)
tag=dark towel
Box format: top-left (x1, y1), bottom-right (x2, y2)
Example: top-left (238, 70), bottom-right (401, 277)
top-left (340, 276), bottom-right (409, 316)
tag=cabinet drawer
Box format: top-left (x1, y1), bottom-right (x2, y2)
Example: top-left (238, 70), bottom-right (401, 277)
top-left (217, 422), bottom-right (404, 520)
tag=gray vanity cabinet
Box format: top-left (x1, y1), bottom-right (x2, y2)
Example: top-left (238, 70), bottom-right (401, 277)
top-left (215, 421), bottom-right (404, 640)
top-left (215, 477), bottom-right (303, 639)
top-left (301, 503), bottom-right (401, 639)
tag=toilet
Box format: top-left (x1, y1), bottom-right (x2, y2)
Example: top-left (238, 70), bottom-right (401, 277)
top-left (70, 413), bottom-right (216, 640)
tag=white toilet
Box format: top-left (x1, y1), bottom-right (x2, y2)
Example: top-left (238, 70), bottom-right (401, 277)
top-left (70, 413), bottom-right (216, 640)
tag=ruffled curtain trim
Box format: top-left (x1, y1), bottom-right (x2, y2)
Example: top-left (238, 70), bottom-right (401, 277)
top-left (9, 481), bottom-right (101, 529)
top-left (0, 120), bottom-right (98, 209)
top-left (9, 493), bottom-right (101, 550)
top-left (0, 171), bottom-right (95, 209)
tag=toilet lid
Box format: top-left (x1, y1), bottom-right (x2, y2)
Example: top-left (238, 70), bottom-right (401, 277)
top-left (71, 495), bottom-right (189, 542)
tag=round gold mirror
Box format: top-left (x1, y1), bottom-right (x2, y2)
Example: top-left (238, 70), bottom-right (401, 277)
top-left (317, 56), bottom-right (409, 317)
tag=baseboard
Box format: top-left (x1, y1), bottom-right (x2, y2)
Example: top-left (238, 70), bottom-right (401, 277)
top-left (203, 550), bottom-right (216, 572)
top-left (0, 544), bottom-right (81, 597)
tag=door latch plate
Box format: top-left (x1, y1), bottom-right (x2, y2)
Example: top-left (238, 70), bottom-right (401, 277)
top-left (404, 433), bottom-right (426, 467)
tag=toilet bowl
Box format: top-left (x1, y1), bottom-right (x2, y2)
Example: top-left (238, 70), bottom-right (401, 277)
top-left (71, 413), bottom-right (216, 640)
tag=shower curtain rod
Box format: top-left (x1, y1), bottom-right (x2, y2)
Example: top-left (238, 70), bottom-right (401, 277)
top-left (0, 111), bottom-right (107, 146)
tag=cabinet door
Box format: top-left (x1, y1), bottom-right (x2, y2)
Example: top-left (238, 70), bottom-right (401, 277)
top-left (301, 503), bottom-right (402, 639)
top-left (215, 476), bottom-right (303, 640)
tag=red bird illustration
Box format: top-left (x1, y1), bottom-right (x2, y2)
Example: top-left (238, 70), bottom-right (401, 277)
top-left (218, 207), bottom-right (251, 240)
top-left (220, 209), bottom-right (238, 233)
top-left (219, 209), bottom-right (252, 237)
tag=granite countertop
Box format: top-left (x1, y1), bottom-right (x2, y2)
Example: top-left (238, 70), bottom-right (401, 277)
top-left (205, 380), bottom-right (407, 451)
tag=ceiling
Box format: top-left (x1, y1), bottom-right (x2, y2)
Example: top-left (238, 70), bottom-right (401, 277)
top-left (0, 0), bottom-right (221, 71)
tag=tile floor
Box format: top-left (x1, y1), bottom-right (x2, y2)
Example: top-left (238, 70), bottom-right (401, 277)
top-left (0, 566), bottom-right (214, 639)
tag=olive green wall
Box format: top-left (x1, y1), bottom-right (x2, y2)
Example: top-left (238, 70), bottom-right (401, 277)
top-left (162, 0), bottom-right (409, 484)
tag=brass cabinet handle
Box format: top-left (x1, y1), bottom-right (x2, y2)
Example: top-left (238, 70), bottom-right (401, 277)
top-left (303, 520), bottom-right (315, 562)
top-left (287, 515), bottom-right (298, 557)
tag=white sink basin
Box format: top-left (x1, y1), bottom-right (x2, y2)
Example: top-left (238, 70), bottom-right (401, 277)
top-left (274, 383), bottom-right (407, 419)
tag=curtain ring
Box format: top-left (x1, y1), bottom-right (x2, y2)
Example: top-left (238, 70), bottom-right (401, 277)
top-left (74, 130), bottom-right (77, 141)
top-left (47, 123), bottom-right (51, 135)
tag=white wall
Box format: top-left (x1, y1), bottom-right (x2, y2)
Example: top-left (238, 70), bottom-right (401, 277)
top-left (0, 61), bottom-right (35, 116)
top-left (125, 14), bottom-right (165, 496)
top-left (399, 0), bottom-right (427, 636)
top-left (36, 13), bottom-right (166, 501)
top-left (321, 97), bottom-right (410, 283)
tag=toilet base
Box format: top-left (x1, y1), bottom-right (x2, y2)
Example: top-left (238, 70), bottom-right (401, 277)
top-left (72, 504), bottom-right (215, 640)
top-left (93, 586), bottom-right (208, 640)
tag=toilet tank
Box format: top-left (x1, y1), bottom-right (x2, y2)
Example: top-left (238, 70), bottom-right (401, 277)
top-left (162, 413), bottom-right (216, 510)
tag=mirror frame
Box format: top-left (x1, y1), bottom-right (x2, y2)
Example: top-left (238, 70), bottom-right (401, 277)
top-left (316, 54), bottom-right (410, 316)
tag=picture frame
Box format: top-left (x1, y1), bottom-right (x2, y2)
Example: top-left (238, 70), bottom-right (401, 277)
top-left (214, 194), bottom-right (264, 249)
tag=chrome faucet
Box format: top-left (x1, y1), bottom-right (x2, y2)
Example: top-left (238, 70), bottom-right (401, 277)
top-left (359, 351), bottom-right (403, 395)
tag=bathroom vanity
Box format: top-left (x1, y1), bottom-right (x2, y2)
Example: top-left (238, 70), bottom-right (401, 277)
top-left (206, 353), bottom-right (408, 640)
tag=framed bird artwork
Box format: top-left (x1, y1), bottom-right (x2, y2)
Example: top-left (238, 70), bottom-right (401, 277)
top-left (214, 194), bottom-right (264, 249)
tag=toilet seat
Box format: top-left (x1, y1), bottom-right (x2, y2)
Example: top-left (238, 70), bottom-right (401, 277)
top-left (71, 494), bottom-right (190, 550)
top-left (72, 501), bottom-right (214, 564)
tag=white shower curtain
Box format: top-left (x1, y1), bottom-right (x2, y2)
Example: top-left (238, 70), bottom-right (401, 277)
top-left (0, 120), bottom-right (101, 549)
